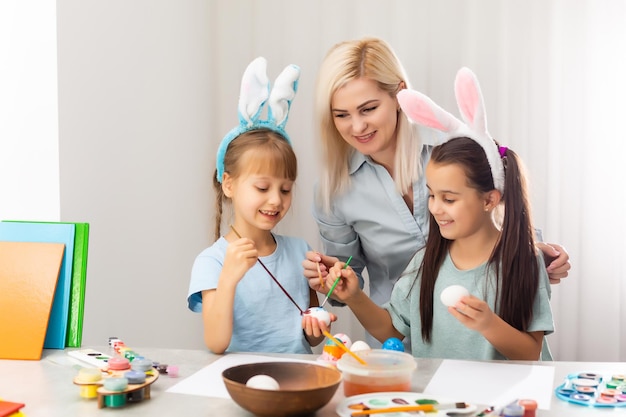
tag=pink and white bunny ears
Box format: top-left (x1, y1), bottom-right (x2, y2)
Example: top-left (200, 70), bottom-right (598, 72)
top-left (216, 57), bottom-right (301, 183)
top-left (397, 67), bottom-right (505, 193)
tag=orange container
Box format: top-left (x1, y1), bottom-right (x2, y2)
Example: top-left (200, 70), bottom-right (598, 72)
top-left (336, 349), bottom-right (416, 396)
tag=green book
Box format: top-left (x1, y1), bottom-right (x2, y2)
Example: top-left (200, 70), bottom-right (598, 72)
top-left (66, 223), bottom-right (89, 347)
top-left (3, 220), bottom-right (89, 347)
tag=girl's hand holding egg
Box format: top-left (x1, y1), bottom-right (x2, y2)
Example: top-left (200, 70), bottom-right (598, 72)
top-left (303, 307), bottom-right (332, 326)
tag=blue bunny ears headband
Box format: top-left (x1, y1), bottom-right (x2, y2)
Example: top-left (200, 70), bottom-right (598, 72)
top-left (215, 57), bottom-right (301, 183)
top-left (397, 67), bottom-right (506, 193)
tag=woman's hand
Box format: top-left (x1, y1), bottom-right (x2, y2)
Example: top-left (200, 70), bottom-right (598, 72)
top-left (536, 242), bottom-right (571, 284)
top-left (302, 251), bottom-right (339, 292)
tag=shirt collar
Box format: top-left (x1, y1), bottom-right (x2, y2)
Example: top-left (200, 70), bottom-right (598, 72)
top-left (348, 151), bottom-right (370, 175)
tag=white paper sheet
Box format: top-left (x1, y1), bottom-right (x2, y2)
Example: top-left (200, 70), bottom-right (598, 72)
top-left (165, 353), bottom-right (317, 398)
top-left (424, 359), bottom-right (555, 410)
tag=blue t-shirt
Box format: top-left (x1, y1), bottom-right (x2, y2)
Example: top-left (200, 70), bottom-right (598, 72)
top-left (188, 234), bottom-right (312, 354)
top-left (385, 248), bottom-right (554, 360)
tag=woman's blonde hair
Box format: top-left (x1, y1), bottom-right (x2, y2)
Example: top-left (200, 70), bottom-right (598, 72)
top-left (314, 37), bottom-right (424, 212)
top-left (212, 129), bottom-right (297, 241)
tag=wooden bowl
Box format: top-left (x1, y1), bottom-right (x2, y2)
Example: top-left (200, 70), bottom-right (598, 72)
top-left (222, 361), bottom-right (342, 417)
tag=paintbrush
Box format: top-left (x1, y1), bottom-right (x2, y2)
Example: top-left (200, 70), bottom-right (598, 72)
top-left (316, 256), bottom-right (324, 289)
top-left (319, 256), bottom-right (352, 308)
top-left (350, 404), bottom-right (435, 416)
top-left (230, 225), bottom-right (304, 314)
top-left (350, 401), bottom-right (470, 417)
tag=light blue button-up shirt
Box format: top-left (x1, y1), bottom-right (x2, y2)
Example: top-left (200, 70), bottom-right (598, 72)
top-left (313, 145), bottom-right (432, 306)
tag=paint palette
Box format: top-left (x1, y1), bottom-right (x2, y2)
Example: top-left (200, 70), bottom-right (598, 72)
top-left (555, 372), bottom-right (626, 407)
top-left (336, 392), bottom-right (478, 417)
top-left (68, 348), bottom-right (113, 369)
top-left (73, 366), bottom-right (159, 409)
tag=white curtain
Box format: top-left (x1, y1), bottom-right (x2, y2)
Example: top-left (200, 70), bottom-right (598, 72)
top-left (427, 1), bottom-right (626, 361)
top-left (207, 0), bottom-right (626, 361)
top-left (543, 0), bottom-right (626, 361)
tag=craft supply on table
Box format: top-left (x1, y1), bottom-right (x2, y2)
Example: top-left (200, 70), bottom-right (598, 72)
top-left (517, 399), bottom-right (537, 417)
top-left (502, 403), bottom-right (524, 417)
top-left (323, 331), bottom-right (367, 366)
top-left (336, 392), bottom-right (476, 417)
top-left (69, 337), bottom-right (165, 409)
top-left (555, 371), bottom-right (626, 407)
top-left (67, 348), bottom-right (114, 370)
top-left (381, 337), bottom-right (404, 352)
top-left (335, 349), bottom-right (416, 396)
top-left (0, 399), bottom-right (26, 417)
top-left (350, 340), bottom-right (371, 352)
top-left (317, 333), bottom-right (352, 365)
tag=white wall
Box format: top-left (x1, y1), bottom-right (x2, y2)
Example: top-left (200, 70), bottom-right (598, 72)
top-left (0, 1), bottom-right (60, 221)
top-left (55, 0), bottom-right (368, 351)
top-left (56, 0), bottom-right (212, 349)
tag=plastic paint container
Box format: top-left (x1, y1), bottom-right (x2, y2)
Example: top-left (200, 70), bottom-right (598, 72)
top-left (166, 365), bottom-right (179, 377)
top-left (103, 376), bottom-right (128, 392)
top-left (107, 357), bottom-right (131, 371)
top-left (502, 404), bottom-right (524, 417)
top-left (336, 349), bottom-right (416, 396)
top-left (124, 370), bottom-right (146, 384)
top-left (75, 367), bottom-right (103, 398)
top-left (131, 358), bottom-right (153, 372)
top-left (518, 399), bottom-right (537, 417)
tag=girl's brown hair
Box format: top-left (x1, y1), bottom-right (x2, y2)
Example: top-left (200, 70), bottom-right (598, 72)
top-left (212, 129), bottom-right (297, 241)
top-left (418, 137), bottom-right (539, 342)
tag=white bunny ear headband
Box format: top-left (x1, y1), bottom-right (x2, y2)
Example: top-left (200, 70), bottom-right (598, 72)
top-left (216, 57), bottom-right (301, 183)
top-left (397, 67), bottom-right (506, 193)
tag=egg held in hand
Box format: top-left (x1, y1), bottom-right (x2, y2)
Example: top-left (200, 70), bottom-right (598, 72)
top-left (246, 374), bottom-right (280, 390)
top-left (440, 285), bottom-right (470, 307)
top-left (303, 307), bottom-right (331, 326)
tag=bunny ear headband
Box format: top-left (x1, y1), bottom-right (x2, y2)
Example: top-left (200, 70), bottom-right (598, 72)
top-left (216, 56), bottom-right (301, 183)
top-left (397, 67), bottom-right (505, 193)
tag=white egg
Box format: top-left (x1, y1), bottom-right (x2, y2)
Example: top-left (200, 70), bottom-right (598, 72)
top-left (304, 307), bottom-right (331, 326)
top-left (333, 333), bottom-right (352, 349)
top-left (350, 340), bottom-right (371, 352)
top-left (246, 374), bottom-right (280, 390)
top-left (440, 285), bottom-right (470, 307)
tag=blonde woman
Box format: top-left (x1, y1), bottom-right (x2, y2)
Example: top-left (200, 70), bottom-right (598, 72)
top-left (302, 38), bottom-right (569, 349)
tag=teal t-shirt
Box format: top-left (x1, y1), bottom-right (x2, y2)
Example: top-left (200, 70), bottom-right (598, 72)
top-left (384, 248), bottom-right (554, 360)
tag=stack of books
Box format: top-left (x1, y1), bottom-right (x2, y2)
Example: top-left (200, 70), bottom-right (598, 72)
top-left (0, 221), bottom-right (89, 360)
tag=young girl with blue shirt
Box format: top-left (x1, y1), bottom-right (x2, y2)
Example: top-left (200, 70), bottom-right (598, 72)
top-left (187, 57), bottom-right (332, 354)
top-left (324, 68), bottom-right (554, 360)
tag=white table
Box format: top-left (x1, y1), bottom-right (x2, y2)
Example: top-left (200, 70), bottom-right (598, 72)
top-left (0, 347), bottom-right (622, 416)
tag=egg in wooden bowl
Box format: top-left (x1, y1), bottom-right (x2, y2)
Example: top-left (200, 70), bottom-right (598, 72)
top-left (222, 361), bottom-right (342, 417)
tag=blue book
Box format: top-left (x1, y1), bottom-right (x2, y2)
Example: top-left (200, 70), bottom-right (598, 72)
top-left (0, 221), bottom-right (75, 349)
